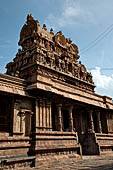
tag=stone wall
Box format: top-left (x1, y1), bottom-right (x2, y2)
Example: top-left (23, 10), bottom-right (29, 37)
top-left (96, 133), bottom-right (113, 154)
top-left (30, 131), bottom-right (81, 165)
top-left (0, 136), bottom-right (35, 169)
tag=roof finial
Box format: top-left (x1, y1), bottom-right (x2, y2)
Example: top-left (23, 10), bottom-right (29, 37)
top-left (50, 28), bottom-right (54, 35)
top-left (43, 24), bottom-right (47, 31)
top-left (27, 14), bottom-right (34, 23)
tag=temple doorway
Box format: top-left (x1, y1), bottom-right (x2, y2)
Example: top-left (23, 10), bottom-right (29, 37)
top-left (62, 109), bottom-right (69, 131)
top-left (100, 112), bottom-right (108, 133)
top-left (92, 113), bottom-right (98, 133)
top-left (0, 94), bottom-right (12, 133)
top-left (52, 103), bottom-right (57, 131)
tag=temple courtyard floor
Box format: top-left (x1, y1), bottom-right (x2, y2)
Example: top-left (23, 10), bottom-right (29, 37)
top-left (18, 154), bottom-right (113, 170)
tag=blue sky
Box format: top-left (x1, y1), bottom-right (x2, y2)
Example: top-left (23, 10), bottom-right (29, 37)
top-left (1, 0), bottom-right (113, 98)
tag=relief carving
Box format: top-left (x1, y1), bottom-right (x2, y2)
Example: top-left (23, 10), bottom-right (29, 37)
top-left (6, 14), bottom-right (94, 92)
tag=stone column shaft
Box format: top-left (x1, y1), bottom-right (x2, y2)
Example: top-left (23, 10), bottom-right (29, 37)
top-left (56, 104), bottom-right (62, 131)
top-left (68, 106), bottom-right (73, 132)
top-left (96, 111), bottom-right (102, 133)
top-left (42, 101), bottom-right (46, 129)
top-left (49, 103), bottom-right (52, 130)
top-left (13, 101), bottom-right (20, 134)
top-left (25, 111), bottom-right (33, 136)
top-left (46, 103), bottom-right (50, 129)
top-left (13, 104), bottom-right (18, 133)
top-left (88, 110), bottom-right (94, 132)
top-left (39, 100), bottom-right (43, 127)
top-left (20, 112), bottom-right (25, 133)
top-left (36, 99), bottom-right (40, 127)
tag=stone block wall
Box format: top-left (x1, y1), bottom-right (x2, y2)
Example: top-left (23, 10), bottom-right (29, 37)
top-left (0, 136), bottom-right (35, 169)
top-left (30, 131), bottom-right (81, 165)
top-left (96, 133), bottom-right (113, 154)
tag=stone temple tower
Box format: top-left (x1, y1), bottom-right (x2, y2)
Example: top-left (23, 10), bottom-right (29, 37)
top-left (0, 14), bottom-right (112, 168)
top-left (6, 14), bottom-right (94, 92)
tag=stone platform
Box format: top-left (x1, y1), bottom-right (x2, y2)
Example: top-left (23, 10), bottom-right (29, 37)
top-left (16, 154), bottom-right (113, 170)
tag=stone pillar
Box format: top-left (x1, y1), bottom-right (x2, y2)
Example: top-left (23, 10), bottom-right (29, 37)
top-left (25, 111), bottom-right (33, 136)
top-left (68, 106), bottom-right (73, 132)
top-left (45, 101), bottom-right (52, 131)
top-left (46, 101), bottom-right (50, 130)
top-left (29, 112), bottom-right (33, 135)
top-left (13, 102), bottom-right (19, 133)
top-left (56, 104), bottom-right (62, 131)
top-left (49, 102), bottom-right (52, 131)
top-left (20, 112), bottom-right (25, 134)
top-left (42, 100), bottom-right (46, 130)
top-left (36, 99), bottom-right (40, 128)
top-left (88, 110), bottom-right (95, 133)
top-left (13, 101), bottom-right (22, 135)
top-left (36, 98), bottom-right (47, 131)
top-left (39, 99), bottom-right (43, 128)
top-left (96, 111), bottom-right (102, 133)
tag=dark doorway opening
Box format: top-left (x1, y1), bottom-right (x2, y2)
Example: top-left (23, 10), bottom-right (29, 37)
top-left (0, 94), bottom-right (12, 133)
top-left (100, 112), bottom-right (108, 133)
top-left (62, 109), bottom-right (69, 131)
top-left (92, 113), bottom-right (98, 133)
top-left (52, 103), bottom-right (57, 131)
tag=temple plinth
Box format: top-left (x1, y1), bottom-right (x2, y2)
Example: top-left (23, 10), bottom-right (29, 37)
top-left (0, 14), bottom-right (112, 168)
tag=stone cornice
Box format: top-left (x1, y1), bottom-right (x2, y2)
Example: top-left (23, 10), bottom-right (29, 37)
top-left (26, 74), bottom-right (113, 110)
top-left (0, 73), bottom-right (29, 96)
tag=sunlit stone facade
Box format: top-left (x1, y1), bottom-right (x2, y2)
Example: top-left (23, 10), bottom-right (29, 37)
top-left (0, 14), bottom-right (113, 168)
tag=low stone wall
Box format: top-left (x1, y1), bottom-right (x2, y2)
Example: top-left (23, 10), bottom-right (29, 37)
top-left (31, 131), bottom-right (81, 165)
top-left (96, 133), bottom-right (113, 154)
top-left (0, 136), bottom-right (35, 169)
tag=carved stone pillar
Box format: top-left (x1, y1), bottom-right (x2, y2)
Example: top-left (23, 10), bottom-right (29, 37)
top-left (45, 101), bottom-right (52, 131)
top-left (49, 102), bottom-right (52, 131)
top-left (68, 106), bottom-right (73, 132)
top-left (19, 111), bottom-right (25, 134)
top-left (13, 101), bottom-right (22, 135)
top-left (88, 110), bottom-right (94, 133)
top-left (46, 101), bottom-right (49, 130)
top-left (96, 111), bottom-right (102, 133)
top-left (25, 111), bottom-right (33, 136)
top-left (42, 100), bottom-right (46, 130)
top-left (39, 99), bottom-right (43, 127)
top-left (13, 102), bottom-right (19, 133)
top-left (56, 104), bottom-right (62, 131)
top-left (36, 99), bottom-right (40, 128)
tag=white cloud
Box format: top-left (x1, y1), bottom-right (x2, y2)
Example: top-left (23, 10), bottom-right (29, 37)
top-left (91, 67), bottom-right (113, 98)
top-left (45, 0), bottom-right (94, 30)
top-left (0, 56), bottom-right (3, 59)
top-left (62, 6), bottom-right (81, 18)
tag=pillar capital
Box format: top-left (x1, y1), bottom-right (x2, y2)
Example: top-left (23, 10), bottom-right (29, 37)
top-left (56, 103), bottom-right (62, 108)
top-left (67, 105), bottom-right (73, 111)
top-left (95, 109), bottom-right (100, 113)
top-left (45, 100), bottom-right (51, 107)
top-left (18, 111), bottom-right (25, 117)
top-left (87, 108), bottom-right (93, 114)
top-left (36, 98), bottom-right (43, 106)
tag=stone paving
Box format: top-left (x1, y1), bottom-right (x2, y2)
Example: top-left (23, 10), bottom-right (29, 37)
top-left (18, 154), bottom-right (113, 170)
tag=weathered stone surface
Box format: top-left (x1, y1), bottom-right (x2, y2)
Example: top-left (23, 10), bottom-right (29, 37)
top-left (6, 14), bottom-right (94, 92)
top-left (0, 14), bottom-right (113, 169)
top-left (15, 154), bottom-right (113, 170)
